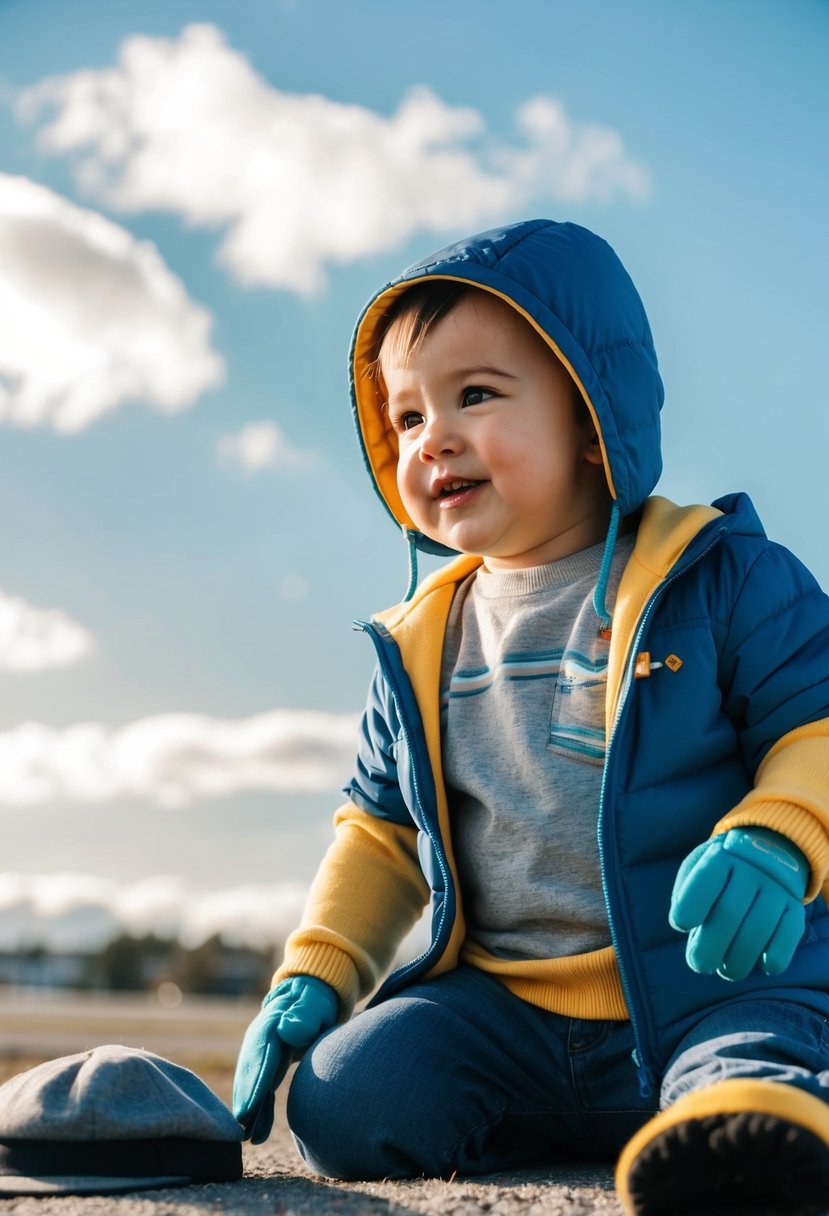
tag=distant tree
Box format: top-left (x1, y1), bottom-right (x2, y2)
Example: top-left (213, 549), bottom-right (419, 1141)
top-left (88, 933), bottom-right (173, 991)
top-left (173, 933), bottom-right (223, 993)
top-left (171, 934), bottom-right (275, 996)
top-left (78, 930), bottom-right (276, 994)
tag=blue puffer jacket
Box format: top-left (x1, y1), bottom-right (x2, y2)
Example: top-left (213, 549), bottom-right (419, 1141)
top-left (276, 220), bottom-right (829, 1091)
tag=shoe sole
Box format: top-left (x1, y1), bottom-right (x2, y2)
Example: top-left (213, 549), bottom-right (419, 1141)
top-left (616, 1080), bottom-right (829, 1216)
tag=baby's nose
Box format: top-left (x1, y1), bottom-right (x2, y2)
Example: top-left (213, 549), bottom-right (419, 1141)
top-left (419, 413), bottom-right (462, 459)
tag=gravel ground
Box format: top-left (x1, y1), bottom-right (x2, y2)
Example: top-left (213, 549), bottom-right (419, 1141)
top-left (0, 1063), bottom-right (622, 1216)
top-left (0, 994), bottom-right (623, 1215)
top-left (5, 1091), bottom-right (829, 1216)
top-left (2, 996), bottom-right (828, 1216)
top-left (0, 1140), bottom-right (622, 1216)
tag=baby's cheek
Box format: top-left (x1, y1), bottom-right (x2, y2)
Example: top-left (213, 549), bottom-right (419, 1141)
top-left (397, 458), bottom-right (425, 512)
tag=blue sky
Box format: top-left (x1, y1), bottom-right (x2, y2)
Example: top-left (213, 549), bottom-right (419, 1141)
top-left (0, 0), bottom-right (826, 951)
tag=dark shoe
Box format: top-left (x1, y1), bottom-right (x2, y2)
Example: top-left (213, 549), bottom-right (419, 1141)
top-left (615, 1079), bottom-right (829, 1215)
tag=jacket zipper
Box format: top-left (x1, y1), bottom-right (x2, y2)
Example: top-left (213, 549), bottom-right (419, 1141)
top-left (356, 521), bottom-right (729, 1039)
top-left (355, 620), bottom-right (455, 1001)
top-left (599, 526), bottom-right (728, 1097)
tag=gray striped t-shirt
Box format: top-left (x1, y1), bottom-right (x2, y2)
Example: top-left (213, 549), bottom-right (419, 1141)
top-left (440, 533), bottom-right (635, 962)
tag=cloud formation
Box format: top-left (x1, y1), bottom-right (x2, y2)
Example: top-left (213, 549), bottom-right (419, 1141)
top-left (0, 173), bottom-right (224, 430)
top-left (18, 23), bottom-right (650, 294)
top-left (0, 708), bottom-right (360, 807)
top-left (0, 870), bottom-right (432, 957)
top-left (0, 589), bottom-right (93, 672)
top-left (0, 871), bottom-right (308, 951)
top-left (217, 421), bottom-right (316, 473)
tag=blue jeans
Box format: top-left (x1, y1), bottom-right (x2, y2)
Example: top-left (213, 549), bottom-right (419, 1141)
top-left (287, 966), bottom-right (829, 1179)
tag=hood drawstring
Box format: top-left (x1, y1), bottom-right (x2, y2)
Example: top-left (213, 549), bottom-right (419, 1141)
top-left (405, 503), bottom-right (623, 616)
top-left (593, 501), bottom-right (622, 635)
top-left (403, 529), bottom-right (419, 602)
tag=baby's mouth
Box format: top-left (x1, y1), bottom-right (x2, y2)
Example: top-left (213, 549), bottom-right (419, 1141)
top-left (436, 479), bottom-right (485, 508)
top-left (438, 479), bottom-right (481, 498)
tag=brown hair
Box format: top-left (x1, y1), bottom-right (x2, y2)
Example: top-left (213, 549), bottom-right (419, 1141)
top-left (370, 281), bottom-right (477, 377)
top-left (369, 280), bottom-right (591, 428)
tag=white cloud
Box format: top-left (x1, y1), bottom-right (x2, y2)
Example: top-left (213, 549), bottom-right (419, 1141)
top-left (217, 420), bottom-right (315, 473)
top-left (0, 871), bottom-right (308, 952)
top-left (509, 97), bottom-right (650, 206)
top-left (0, 708), bottom-right (360, 807)
top-left (0, 589), bottom-right (93, 671)
top-left (0, 173), bottom-right (225, 431)
top-left (0, 871), bottom-right (431, 959)
top-left (280, 573), bottom-right (309, 603)
top-left (178, 881), bottom-right (308, 951)
top-left (17, 23), bottom-right (650, 295)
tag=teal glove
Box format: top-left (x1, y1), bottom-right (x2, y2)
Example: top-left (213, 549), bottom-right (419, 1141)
top-left (670, 827), bottom-right (808, 981)
top-left (232, 976), bottom-right (338, 1143)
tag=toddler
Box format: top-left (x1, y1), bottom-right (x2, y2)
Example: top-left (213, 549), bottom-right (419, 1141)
top-left (234, 219), bottom-right (829, 1216)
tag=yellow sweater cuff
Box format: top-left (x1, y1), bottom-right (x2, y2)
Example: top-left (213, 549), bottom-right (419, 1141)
top-left (713, 720), bottom-right (829, 901)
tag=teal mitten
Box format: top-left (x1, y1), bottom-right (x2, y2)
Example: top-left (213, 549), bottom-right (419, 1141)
top-left (232, 975), bottom-right (338, 1143)
top-left (670, 827), bottom-right (808, 981)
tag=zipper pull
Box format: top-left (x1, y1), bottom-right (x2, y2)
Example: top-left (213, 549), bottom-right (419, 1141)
top-left (637, 1063), bottom-right (659, 1099)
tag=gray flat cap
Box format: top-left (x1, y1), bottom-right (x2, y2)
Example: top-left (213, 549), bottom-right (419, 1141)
top-left (0, 1044), bottom-right (244, 1195)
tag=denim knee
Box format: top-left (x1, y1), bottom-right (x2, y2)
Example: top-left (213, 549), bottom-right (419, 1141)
top-left (287, 1022), bottom-right (431, 1180)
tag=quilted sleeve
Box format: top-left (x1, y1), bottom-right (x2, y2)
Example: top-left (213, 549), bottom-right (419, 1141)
top-left (713, 541), bottom-right (829, 898)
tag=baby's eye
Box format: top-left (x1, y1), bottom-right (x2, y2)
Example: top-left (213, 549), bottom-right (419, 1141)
top-left (392, 410), bottom-right (423, 433)
top-left (461, 386), bottom-right (494, 407)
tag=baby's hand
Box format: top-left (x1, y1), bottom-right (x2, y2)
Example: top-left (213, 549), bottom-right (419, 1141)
top-left (669, 827), bottom-right (808, 981)
top-left (232, 975), bottom-right (338, 1143)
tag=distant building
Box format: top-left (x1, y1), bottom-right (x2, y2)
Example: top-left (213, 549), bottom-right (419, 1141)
top-left (0, 949), bottom-right (89, 989)
top-left (0, 935), bottom-right (276, 995)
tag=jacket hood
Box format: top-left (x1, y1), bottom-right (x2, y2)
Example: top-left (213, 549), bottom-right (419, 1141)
top-left (349, 218), bottom-right (664, 556)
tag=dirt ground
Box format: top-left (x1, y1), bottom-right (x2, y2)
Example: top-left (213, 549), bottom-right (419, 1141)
top-left (0, 991), bottom-right (622, 1216)
top-left (0, 1073), bottom-right (623, 1216)
top-left (0, 992), bottom-right (827, 1215)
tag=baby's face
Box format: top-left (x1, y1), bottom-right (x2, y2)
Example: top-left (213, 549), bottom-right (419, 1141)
top-left (382, 292), bottom-right (609, 570)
